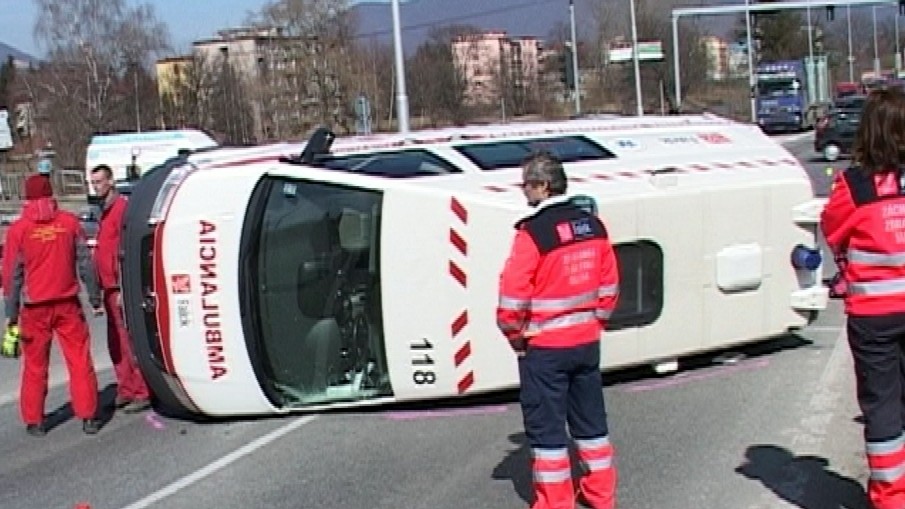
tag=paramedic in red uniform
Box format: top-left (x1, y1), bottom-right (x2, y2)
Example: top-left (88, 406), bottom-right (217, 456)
top-left (90, 164), bottom-right (151, 413)
top-left (821, 87), bottom-right (905, 509)
top-left (497, 152), bottom-right (620, 509)
top-left (3, 174), bottom-right (102, 436)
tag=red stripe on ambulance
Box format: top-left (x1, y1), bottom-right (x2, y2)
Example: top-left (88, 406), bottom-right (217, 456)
top-left (449, 197), bottom-right (475, 394)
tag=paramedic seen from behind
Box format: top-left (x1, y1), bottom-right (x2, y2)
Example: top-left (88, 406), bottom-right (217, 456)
top-left (821, 87), bottom-right (905, 509)
top-left (496, 152), bottom-right (620, 509)
top-left (3, 174), bottom-right (103, 436)
top-left (91, 164), bottom-right (151, 413)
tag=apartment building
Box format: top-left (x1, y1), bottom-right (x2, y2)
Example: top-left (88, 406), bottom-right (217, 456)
top-left (156, 26), bottom-right (339, 141)
top-left (451, 31), bottom-right (540, 106)
top-left (702, 35), bottom-right (729, 81)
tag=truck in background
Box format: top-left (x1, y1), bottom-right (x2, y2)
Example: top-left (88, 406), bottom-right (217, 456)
top-left (85, 129), bottom-right (217, 204)
top-left (755, 56), bottom-right (831, 133)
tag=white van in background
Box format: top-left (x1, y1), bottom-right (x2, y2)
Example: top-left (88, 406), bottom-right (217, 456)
top-left (85, 129), bottom-right (218, 202)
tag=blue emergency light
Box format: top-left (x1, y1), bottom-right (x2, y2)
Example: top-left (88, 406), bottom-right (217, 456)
top-left (791, 244), bottom-right (822, 271)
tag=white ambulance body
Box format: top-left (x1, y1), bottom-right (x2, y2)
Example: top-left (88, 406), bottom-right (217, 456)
top-left (120, 114), bottom-right (828, 417)
top-left (85, 129), bottom-right (218, 197)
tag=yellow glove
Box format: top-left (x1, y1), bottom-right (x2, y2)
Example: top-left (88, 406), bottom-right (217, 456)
top-left (1, 325), bottom-right (20, 359)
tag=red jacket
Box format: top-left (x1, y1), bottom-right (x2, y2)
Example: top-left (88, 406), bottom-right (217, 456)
top-left (821, 168), bottom-right (905, 316)
top-left (2, 198), bottom-right (100, 320)
top-left (497, 196), bottom-right (620, 350)
top-left (95, 194), bottom-right (127, 290)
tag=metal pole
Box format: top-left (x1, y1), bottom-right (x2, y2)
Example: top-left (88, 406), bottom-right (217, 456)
top-left (672, 15), bottom-right (681, 111)
top-left (896, 11), bottom-right (902, 73)
top-left (630, 0), bottom-right (643, 116)
top-left (391, 0), bottom-right (409, 134)
top-left (848, 4), bottom-right (855, 82)
top-left (746, 0), bottom-right (756, 123)
top-left (806, 1), bottom-right (814, 63)
top-left (569, 0), bottom-right (581, 115)
top-left (134, 70), bottom-right (141, 132)
top-left (874, 6), bottom-right (882, 76)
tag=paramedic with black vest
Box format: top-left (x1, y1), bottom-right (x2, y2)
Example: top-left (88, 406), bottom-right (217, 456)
top-left (497, 152), bottom-right (620, 509)
top-left (821, 87), bottom-right (905, 509)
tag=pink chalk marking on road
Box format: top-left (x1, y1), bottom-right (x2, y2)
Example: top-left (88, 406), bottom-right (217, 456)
top-left (384, 404), bottom-right (510, 420)
top-left (145, 412), bottom-right (166, 430)
top-left (620, 358), bottom-right (771, 393)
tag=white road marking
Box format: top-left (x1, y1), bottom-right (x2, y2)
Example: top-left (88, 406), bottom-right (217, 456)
top-left (118, 414), bottom-right (319, 509)
top-left (748, 327), bottom-right (856, 508)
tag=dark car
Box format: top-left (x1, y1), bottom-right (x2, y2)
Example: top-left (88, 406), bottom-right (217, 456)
top-left (78, 207), bottom-right (100, 242)
top-left (832, 94), bottom-right (866, 112)
top-left (815, 108), bottom-right (861, 162)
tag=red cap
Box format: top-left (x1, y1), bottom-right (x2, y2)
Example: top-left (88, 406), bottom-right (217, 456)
top-left (24, 174), bottom-right (52, 200)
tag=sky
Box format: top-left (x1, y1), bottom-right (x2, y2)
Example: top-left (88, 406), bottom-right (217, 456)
top-left (0, 0), bottom-right (384, 58)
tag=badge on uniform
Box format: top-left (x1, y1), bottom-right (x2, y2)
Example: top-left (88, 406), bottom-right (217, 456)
top-left (555, 217), bottom-right (594, 243)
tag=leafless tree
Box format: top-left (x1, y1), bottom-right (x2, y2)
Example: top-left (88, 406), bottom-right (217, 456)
top-left (24, 0), bottom-right (169, 165)
top-left (159, 53), bottom-right (213, 131)
top-left (345, 39), bottom-right (394, 132)
top-left (407, 25), bottom-right (476, 126)
top-left (208, 55), bottom-right (256, 145)
top-left (251, 0), bottom-right (358, 136)
top-left (592, 0), bottom-right (708, 115)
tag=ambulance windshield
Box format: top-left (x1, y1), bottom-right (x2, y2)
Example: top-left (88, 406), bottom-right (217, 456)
top-left (240, 177), bottom-right (392, 408)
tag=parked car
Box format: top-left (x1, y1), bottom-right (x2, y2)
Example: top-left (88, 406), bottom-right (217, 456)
top-left (815, 108), bottom-right (861, 162)
top-left (78, 207), bottom-right (100, 244)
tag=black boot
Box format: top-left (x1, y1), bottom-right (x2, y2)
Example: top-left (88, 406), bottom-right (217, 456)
top-left (26, 423), bottom-right (46, 437)
top-left (82, 419), bottom-right (101, 435)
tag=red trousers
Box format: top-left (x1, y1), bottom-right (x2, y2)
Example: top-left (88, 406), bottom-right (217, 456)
top-left (104, 289), bottom-right (149, 401)
top-left (19, 298), bottom-right (98, 424)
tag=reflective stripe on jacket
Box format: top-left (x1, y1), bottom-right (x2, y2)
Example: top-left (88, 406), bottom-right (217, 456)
top-left (821, 168), bottom-right (905, 316)
top-left (496, 195), bottom-right (620, 349)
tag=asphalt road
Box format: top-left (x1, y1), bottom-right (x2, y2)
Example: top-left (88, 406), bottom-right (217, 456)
top-left (0, 133), bottom-right (870, 509)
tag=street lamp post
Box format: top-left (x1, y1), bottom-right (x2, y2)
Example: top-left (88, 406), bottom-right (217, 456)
top-left (874, 6), bottom-right (882, 75)
top-left (806, 1), bottom-right (815, 63)
top-left (896, 11), bottom-right (902, 73)
top-left (630, 0), bottom-right (643, 116)
top-left (745, 0), bottom-right (756, 123)
top-left (391, 0), bottom-right (410, 134)
top-left (848, 4), bottom-right (855, 82)
top-left (569, 0), bottom-right (581, 115)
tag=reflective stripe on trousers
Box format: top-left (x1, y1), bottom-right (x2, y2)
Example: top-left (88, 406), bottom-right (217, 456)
top-left (867, 432), bottom-right (905, 509)
top-left (575, 436), bottom-right (614, 472)
top-left (530, 447), bottom-right (574, 509)
top-left (575, 436), bottom-right (617, 509)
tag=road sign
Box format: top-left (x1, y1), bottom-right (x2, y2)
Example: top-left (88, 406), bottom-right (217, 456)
top-left (608, 41), bottom-right (664, 63)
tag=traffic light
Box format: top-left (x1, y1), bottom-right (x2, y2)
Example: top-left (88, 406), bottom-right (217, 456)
top-left (900, 0), bottom-right (905, 16)
top-left (559, 47), bottom-right (575, 90)
top-left (826, 6), bottom-right (834, 22)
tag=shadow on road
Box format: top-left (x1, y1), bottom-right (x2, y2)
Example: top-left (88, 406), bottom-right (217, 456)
top-left (43, 383), bottom-right (118, 433)
top-left (492, 432), bottom-right (533, 505)
top-left (736, 444), bottom-right (868, 509)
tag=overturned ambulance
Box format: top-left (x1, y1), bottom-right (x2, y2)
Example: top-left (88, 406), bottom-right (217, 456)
top-left (120, 114), bottom-right (828, 417)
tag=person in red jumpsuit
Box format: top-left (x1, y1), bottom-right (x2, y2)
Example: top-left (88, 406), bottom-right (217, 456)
top-left (89, 164), bottom-right (151, 413)
top-left (497, 152), bottom-right (620, 509)
top-left (3, 174), bottom-right (103, 436)
top-left (821, 87), bottom-right (905, 509)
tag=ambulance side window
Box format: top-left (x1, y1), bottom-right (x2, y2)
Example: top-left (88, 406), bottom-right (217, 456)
top-left (609, 241), bottom-right (663, 330)
top-left (453, 135), bottom-right (615, 171)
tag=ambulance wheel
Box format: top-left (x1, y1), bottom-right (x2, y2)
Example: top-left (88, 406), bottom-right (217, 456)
top-left (823, 144), bottom-right (841, 162)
